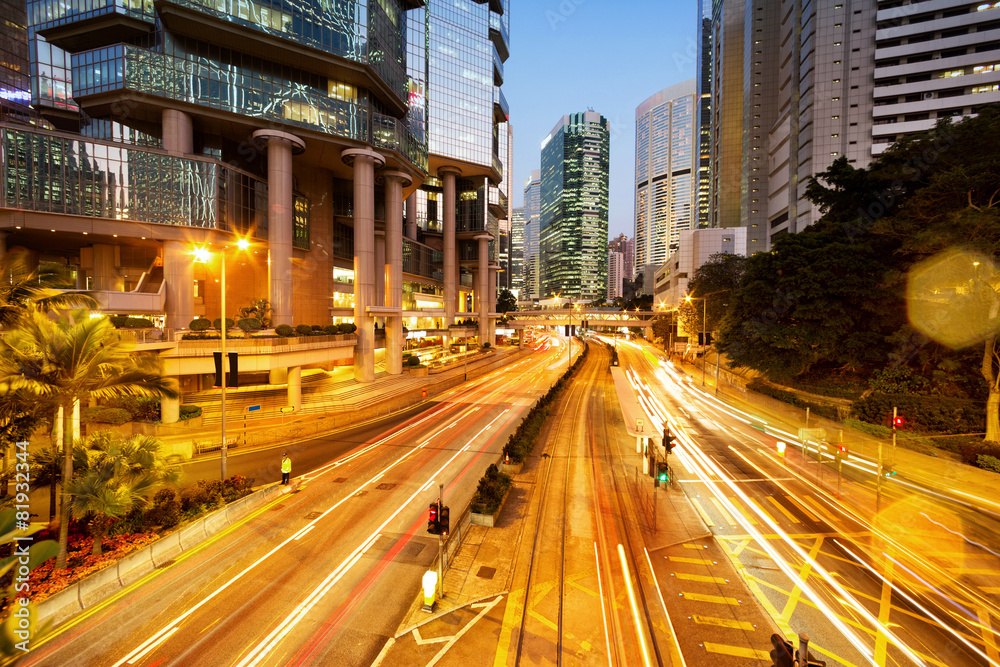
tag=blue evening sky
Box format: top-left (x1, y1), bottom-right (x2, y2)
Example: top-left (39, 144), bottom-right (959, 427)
top-left (505, 0), bottom-right (697, 239)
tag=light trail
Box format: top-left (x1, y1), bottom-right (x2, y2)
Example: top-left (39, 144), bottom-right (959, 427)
top-left (595, 542), bottom-right (614, 667)
top-left (618, 544), bottom-right (652, 667)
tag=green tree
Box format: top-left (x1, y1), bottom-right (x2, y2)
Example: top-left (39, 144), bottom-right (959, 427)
top-left (650, 313), bottom-right (672, 348)
top-left (237, 298), bottom-right (272, 329)
top-left (66, 433), bottom-right (179, 555)
top-left (0, 309), bottom-right (178, 568)
top-left (677, 253), bottom-right (748, 339)
top-left (0, 250), bottom-right (96, 330)
top-left (496, 289), bottom-right (517, 317)
top-left (0, 508), bottom-right (59, 662)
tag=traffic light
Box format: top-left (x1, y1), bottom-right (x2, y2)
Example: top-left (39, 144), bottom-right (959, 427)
top-left (835, 444), bottom-right (848, 459)
top-left (427, 502), bottom-right (440, 534)
top-left (883, 465), bottom-right (896, 478)
top-left (656, 462), bottom-right (669, 484)
top-left (663, 427), bottom-right (675, 454)
top-left (892, 415), bottom-right (904, 429)
top-left (439, 505), bottom-right (450, 536)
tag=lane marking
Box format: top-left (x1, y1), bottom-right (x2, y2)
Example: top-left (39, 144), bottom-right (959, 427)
top-left (689, 498), bottom-right (715, 527)
top-left (709, 497), bottom-right (737, 526)
top-left (666, 556), bottom-right (711, 566)
top-left (703, 643), bottom-right (771, 659)
top-left (682, 544), bottom-right (707, 550)
top-left (425, 595), bottom-right (504, 667)
top-left (801, 495), bottom-right (842, 525)
top-left (681, 592), bottom-right (739, 605)
top-left (783, 494), bottom-right (820, 522)
top-left (766, 496), bottom-right (801, 524)
top-left (123, 627), bottom-right (179, 665)
top-left (747, 497), bottom-right (776, 525)
top-left (873, 551), bottom-right (895, 665)
top-left (977, 606), bottom-right (1000, 666)
top-left (675, 573), bottom-right (727, 585)
top-left (728, 498), bottom-right (759, 526)
top-left (692, 615), bottom-right (754, 631)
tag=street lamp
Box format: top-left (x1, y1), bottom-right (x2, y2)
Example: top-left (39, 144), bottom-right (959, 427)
top-left (685, 294), bottom-right (709, 386)
top-left (193, 237), bottom-right (250, 481)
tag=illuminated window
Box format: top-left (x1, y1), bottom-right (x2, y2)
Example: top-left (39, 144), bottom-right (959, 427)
top-left (940, 69), bottom-right (965, 78)
top-left (973, 84), bottom-right (1000, 93)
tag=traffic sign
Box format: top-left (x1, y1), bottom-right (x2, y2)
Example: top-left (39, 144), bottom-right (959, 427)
top-left (246, 404), bottom-right (262, 413)
top-left (280, 406), bottom-right (295, 413)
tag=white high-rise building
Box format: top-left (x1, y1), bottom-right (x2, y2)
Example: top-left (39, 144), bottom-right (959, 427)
top-left (634, 80), bottom-right (698, 274)
top-left (607, 250), bottom-right (625, 301)
top-left (523, 170), bottom-right (541, 299)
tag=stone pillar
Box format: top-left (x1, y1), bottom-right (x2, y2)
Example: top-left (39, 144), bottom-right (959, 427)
top-left (92, 243), bottom-right (121, 292)
top-left (163, 240), bottom-right (193, 332)
top-left (488, 264), bottom-right (498, 345)
top-left (405, 192), bottom-right (418, 240)
top-left (440, 167), bottom-right (461, 338)
top-left (162, 395), bottom-right (180, 424)
top-left (475, 235), bottom-right (489, 344)
top-left (287, 366), bottom-right (302, 411)
top-left (375, 231), bottom-right (386, 308)
top-left (343, 148), bottom-right (385, 383)
top-left (162, 109), bottom-right (193, 155)
top-left (253, 129), bottom-right (305, 328)
top-left (384, 170), bottom-right (411, 376)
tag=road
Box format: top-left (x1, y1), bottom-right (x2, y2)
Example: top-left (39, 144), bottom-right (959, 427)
top-left (616, 337), bottom-right (1000, 666)
top-left (23, 339), bottom-right (576, 667)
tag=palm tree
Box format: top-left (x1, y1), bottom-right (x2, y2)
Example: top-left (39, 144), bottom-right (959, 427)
top-left (0, 249), bottom-right (96, 330)
top-left (0, 309), bottom-right (178, 568)
top-left (67, 433), bottom-right (179, 555)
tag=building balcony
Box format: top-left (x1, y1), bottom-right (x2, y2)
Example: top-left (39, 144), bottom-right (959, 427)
top-left (493, 86), bottom-right (509, 122)
top-left (30, 0), bottom-right (155, 51)
top-left (0, 124), bottom-right (268, 234)
top-left (403, 239), bottom-right (443, 281)
top-left (492, 153), bottom-right (503, 180)
top-left (488, 186), bottom-right (507, 218)
top-left (93, 280), bottom-right (166, 314)
top-left (489, 11), bottom-right (509, 62)
top-left (492, 44), bottom-right (504, 86)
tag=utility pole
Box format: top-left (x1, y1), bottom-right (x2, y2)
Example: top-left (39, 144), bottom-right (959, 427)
top-left (891, 405), bottom-right (897, 463)
top-left (438, 482), bottom-right (444, 598)
top-left (877, 440), bottom-right (883, 513)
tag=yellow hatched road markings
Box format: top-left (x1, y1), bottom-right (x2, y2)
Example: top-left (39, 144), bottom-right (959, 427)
top-left (766, 495), bottom-right (801, 523)
top-left (981, 587), bottom-right (1000, 595)
top-left (667, 556), bottom-right (711, 565)
top-left (728, 498), bottom-right (759, 525)
top-left (978, 607), bottom-right (1000, 665)
top-left (784, 494), bottom-right (820, 522)
top-left (675, 572), bottom-right (728, 584)
top-left (703, 643), bottom-right (771, 659)
top-left (683, 543), bottom-right (707, 549)
top-left (709, 497), bottom-right (737, 525)
top-left (801, 495), bottom-right (842, 524)
top-left (693, 615), bottom-right (754, 631)
top-left (946, 568), bottom-right (1000, 576)
top-left (682, 592), bottom-right (740, 605)
top-left (747, 497), bottom-right (776, 525)
top-left (689, 498), bottom-right (715, 527)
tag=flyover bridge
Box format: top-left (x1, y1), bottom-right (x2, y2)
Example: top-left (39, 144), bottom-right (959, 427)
top-left (506, 309), bottom-right (655, 330)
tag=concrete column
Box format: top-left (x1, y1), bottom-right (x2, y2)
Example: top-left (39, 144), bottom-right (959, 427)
top-left (440, 167), bottom-right (461, 336)
top-left (164, 240), bottom-right (193, 332)
top-left (384, 170), bottom-right (411, 376)
top-left (343, 148), bottom-right (385, 383)
top-left (287, 366), bottom-right (302, 411)
top-left (162, 109), bottom-right (193, 155)
top-left (488, 264), bottom-right (498, 345)
top-left (92, 243), bottom-right (122, 292)
top-left (0, 231), bottom-right (6, 260)
top-left (475, 235), bottom-right (489, 344)
top-left (405, 192), bottom-right (418, 240)
top-left (253, 129), bottom-right (305, 328)
top-left (162, 395), bottom-right (179, 424)
top-left (375, 231), bottom-right (386, 308)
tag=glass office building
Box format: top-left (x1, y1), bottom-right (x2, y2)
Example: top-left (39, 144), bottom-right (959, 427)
top-left (634, 80), bottom-right (697, 273)
top-left (539, 111), bottom-right (609, 301)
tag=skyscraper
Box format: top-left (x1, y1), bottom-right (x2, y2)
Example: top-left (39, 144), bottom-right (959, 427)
top-left (539, 111), bottom-right (610, 301)
top-left (608, 233), bottom-right (635, 280)
top-left (523, 169), bottom-right (541, 299)
top-left (695, 0), bottom-right (713, 228)
top-left (634, 81), bottom-right (697, 273)
top-left (0, 0), bottom-right (32, 122)
top-left (607, 249), bottom-right (625, 301)
top-left (510, 206), bottom-right (524, 297)
top-left (708, 0), bottom-right (746, 230)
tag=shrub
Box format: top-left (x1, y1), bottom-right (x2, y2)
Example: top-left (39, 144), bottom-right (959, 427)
top-left (237, 317), bottom-right (262, 334)
top-left (470, 464), bottom-right (512, 515)
top-left (977, 455), bottom-right (1000, 473)
top-left (296, 324), bottom-right (313, 336)
top-left (407, 355), bottom-right (421, 367)
top-left (311, 325), bottom-right (323, 332)
top-left (222, 475), bottom-right (255, 502)
top-left (483, 342), bottom-right (491, 349)
top-left (748, 380), bottom-right (841, 421)
top-left (323, 325), bottom-right (338, 335)
top-left (108, 508), bottom-right (146, 536)
top-left (851, 393), bottom-right (985, 434)
top-left (179, 405), bottom-right (202, 420)
top-left (213, 317), bottom-right (235, 331)
top-left (338, 322), bottom-right (357, 334)
top-left (80, 407), bottom-right (132, 425)
top-left (107, 396), bottom-right (160, 422)
top-left (275, 324), bottom-right (294, 337)
top-left (189, 318), bottom-right (212, 332)
top-left (960, 441), bottom-right (1000, 466)
top-left (144, 488), bottom-right (181, 529)
top-left (110, 316), bottom-right (154, 329)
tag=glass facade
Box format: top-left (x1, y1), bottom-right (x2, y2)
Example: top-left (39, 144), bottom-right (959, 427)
top-left (540, 111), bottom-right (609, 301)
top-left (634, 82), bottom-right (697, 270)
top-left (1, 0), bottom-right (33, 120)
top-left (27, 0), bottom-right (156, 32)
top-left (522, 169), bottom-right (540, 298)
top-left (402, 238), bottom-right (442, 281)
top-left (1, 126), bottom-right (267, 233)
top-left (696, 0), bottom-right (713, 228)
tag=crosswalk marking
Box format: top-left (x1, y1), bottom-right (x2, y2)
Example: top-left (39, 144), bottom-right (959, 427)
top-left (703, 643), bottom-right (771, 659)
top-left (675, 572), bottom-right (728, 584)
top-left (767, 495), bottom-right (800, 523)
top-left (667, 556), bottom-right (711, 565)
top-left (728, 498), bottom-right (759, 525)
top-left (690, 498), bottom-right (715, 527)
top-left (710, 497), bottom-right (737, 526)
top-left (784, 495), bottom-right (820, 522)
top-left (682, 592), bottom-right (740, 605)
top-left (683, 543), bottom-right (707, 550)
top-left (692, 615), bottom-right (755, 631)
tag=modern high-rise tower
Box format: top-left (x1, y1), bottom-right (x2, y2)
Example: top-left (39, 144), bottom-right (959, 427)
top-left (539, 111), bottom-right (610, 300)
top-left (634, 80), bottom-right (698, 273)
top-left (510, 206), bottom-right (524, 296)
top-left (522, 169), bottom-right (541, 299)
top-left (695, 0), bottom-right (713, 228)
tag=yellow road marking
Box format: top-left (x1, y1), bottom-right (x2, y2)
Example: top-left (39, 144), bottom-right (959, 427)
top-left (767, 496), bottom-right (801, 523)
top-left (874, 551), bottom-right (895, 665)
top-left (981, 587), bottom-right (1000, 595)
top-left (690, 498), bottom-right (715, 527)
top-left (978, 606), bottom-right (1000, 665)
top-left (683, 543), bottom-right (707, 549)
top-left (747, 497), bottom-right (776, 525)
top-left (528, 608), bottom-right (559, 631)
top-left (732, 538), bottom-right (752, 557)
top-left (807, 641), bottom-right (864, 667)
top-left (946, 568), bottom-right (1000, 576)
top-left (780, 537), bottom-right (825, 622)
top-left (667, 556), bottom-right (710, 565)
top-left (801, 495), bottom-right (841, 525)
top-left (493, 589), bottom-right (522, 667)
top-left (784, 495), bottom-right (820, 522)
top-left (693, 615), bottom-right (754, 631)
top-left (728, 498), bottom-right (759, 525)
top-left (682, 592), bottom-right (740, 605)
top-left (703, 643), bottom-right (771, 659)
top-left (709, 497), bottom-right (737, 525)
top-left (675, 572), bottom-right (728, 584)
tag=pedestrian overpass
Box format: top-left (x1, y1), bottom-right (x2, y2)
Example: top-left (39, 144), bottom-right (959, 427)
top-left (506, 309), bottom-right (655, 330)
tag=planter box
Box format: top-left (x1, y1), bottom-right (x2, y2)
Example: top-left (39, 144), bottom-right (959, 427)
top-left (500, 462), bottom-right (523, 475)
top-left (470, 488), bottom-right (511, 528)
top-left (407, 366), bottom-right (429, 377)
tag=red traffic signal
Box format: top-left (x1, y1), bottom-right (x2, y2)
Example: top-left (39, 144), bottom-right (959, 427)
top-left (663, 427), bottom-right (676, 454)
top-left (892, 416), bottom-right (904, 428)
top-left (427, 502), bottom-right (440, 535)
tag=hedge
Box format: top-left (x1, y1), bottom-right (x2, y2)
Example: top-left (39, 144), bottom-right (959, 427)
top-left (850, 393), bottom-right (985, 434)
top-left (237, 317), bottom-right (261, 334)
top-left (275, 324), bottom-right (294, 337)
top-left (213, 317), bottom-right (235, 331)
top-left (977, 455), bottom-right (1000, 474)
top-left (748, 380), bottom-right (841, 421)
top-left (80, 407), bottom-right (132, 425)
top-left (110, 316), bottom-right (154, 329)
top-left (470, 464), bottom-right (512, 515)
top-left (179, 405), bottom-right (202, 420)
top-left (296, 324), bottom-right (313, 336)
top-left (190, 318), bottom-right (212, 332)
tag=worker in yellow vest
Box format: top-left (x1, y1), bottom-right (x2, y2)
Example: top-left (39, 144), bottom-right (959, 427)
top-left (281, 452), bottom-right (291, 485)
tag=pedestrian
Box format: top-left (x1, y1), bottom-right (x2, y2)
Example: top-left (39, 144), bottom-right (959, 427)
top-left (281, 452), bottom-right (291, 485)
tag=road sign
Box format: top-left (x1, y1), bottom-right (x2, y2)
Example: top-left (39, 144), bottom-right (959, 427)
top-left (280, 406), bottom-right (295, 413)
top-left (246, 404), bottom-right (262, 413)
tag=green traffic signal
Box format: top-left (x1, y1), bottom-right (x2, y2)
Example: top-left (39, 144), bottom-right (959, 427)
top-left (656, 462), bottom-right (669, 482)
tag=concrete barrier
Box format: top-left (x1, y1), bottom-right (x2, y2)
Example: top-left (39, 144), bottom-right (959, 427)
top-left (149, 532), bottom-right (182, 568)
top-left (178, 519), bottom-right (207, 550)
top-left (37, 583), bottom-right (82, 627)
top-left (116, 547), bottom-right (155, 588)
top-left (78, 563), bottom-right (123, 608)
top-left (203, 507), bottom-right (230, 536)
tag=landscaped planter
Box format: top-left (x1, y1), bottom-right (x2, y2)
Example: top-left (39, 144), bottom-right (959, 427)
top-left (470, 488), bottom-right (510, 528)
top-left (499, 462), bottom-right (523, 475)
top-left (407, 366), bottom-right (429, 377)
